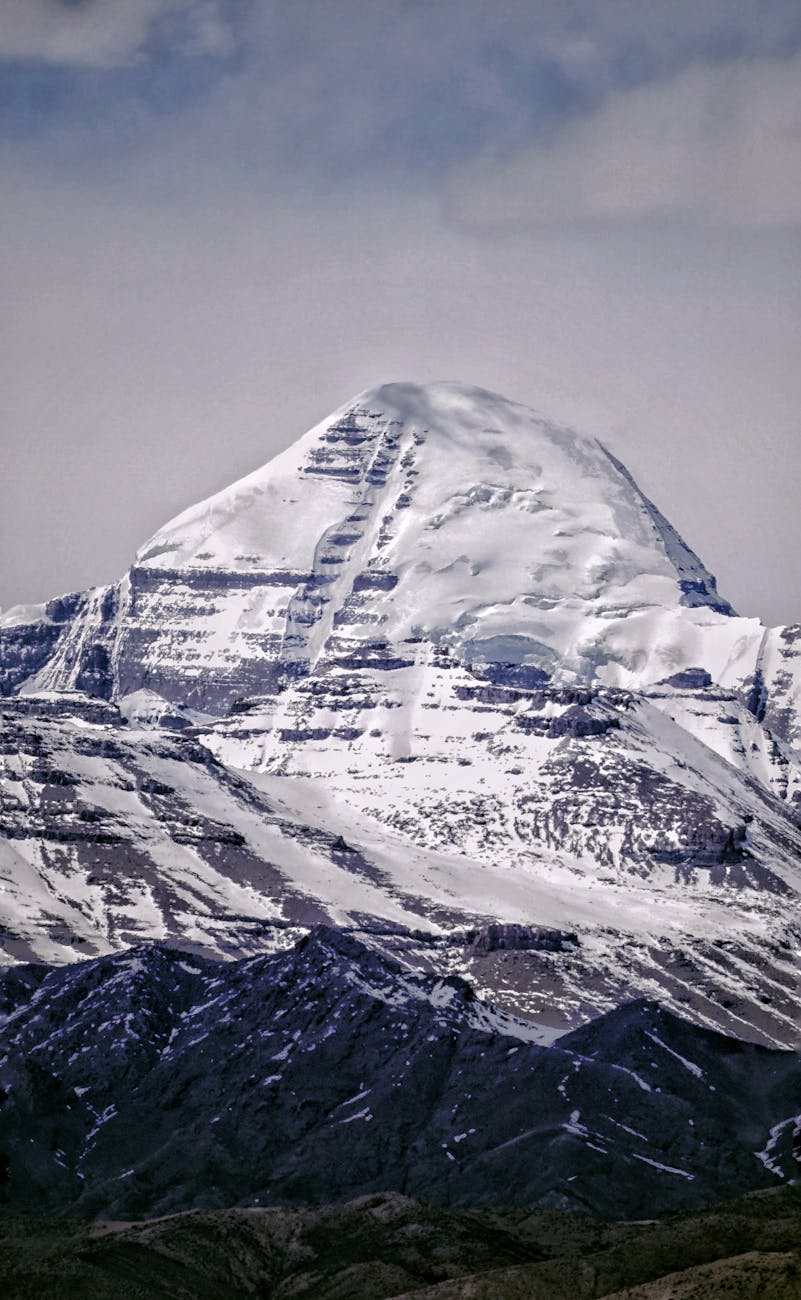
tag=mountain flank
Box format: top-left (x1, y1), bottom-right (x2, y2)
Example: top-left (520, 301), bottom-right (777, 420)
top-left (1, 930), bottom-right (799, 1222)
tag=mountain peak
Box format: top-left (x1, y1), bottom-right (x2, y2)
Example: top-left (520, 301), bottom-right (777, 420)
top-left (4, 376), bottom-right (781, 715)
top-left (124, 379), bottom-right (736, 694)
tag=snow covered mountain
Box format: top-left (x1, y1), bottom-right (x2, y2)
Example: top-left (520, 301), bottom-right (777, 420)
top-left (5, 382), bottom-right (799, 715)
top-left (1, 381), bottom-right (800, 1045)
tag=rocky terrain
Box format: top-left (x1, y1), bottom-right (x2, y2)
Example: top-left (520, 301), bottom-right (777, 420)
top-left (2, 1187), bottom-right (801, 1298)
top-left (1, 929), bottom-right (799, 1223)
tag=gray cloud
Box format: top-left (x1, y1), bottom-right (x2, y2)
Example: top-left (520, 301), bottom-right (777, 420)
top-left (5, 2), bottom-right (801, 174)
top-left (0, 0), bottom-right (234, 67)
top-left (447, 53), bottom-right (801, 230)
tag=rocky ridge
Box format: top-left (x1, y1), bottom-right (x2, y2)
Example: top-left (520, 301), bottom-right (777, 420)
top-left (1, 930), bottom-right (800, 1222)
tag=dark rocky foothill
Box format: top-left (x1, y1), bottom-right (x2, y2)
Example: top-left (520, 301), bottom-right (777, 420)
top-left (1, 929), bottom-right (799, 1224)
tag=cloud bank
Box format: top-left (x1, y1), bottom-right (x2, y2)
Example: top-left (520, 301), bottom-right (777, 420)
top-left (449, 53), bottom-right (801, 230)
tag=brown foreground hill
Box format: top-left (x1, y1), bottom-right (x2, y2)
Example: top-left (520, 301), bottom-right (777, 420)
top-left (1, 1185), bottom-right (800, 1299)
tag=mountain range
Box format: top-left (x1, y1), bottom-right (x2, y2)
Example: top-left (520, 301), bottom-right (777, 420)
top-left (4, 375), bottom-right (801, 1258)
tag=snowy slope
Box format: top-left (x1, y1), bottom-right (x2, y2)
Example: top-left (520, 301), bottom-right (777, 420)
top-left (132, 381), bottom-right (734, 676)
top-left (2, 680), bottom-right (800, 1044)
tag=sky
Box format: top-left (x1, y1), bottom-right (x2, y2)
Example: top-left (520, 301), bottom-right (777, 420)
top-left (1, 0), bottom-right (800, 626)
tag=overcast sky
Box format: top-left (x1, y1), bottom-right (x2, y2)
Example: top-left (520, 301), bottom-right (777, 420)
top-left (2, 0), bottom-right (800, 625)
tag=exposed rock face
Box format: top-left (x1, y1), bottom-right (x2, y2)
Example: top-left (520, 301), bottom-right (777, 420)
top-left (763, 624), bottom-right (801, 752)
top-left (1, 381), bottom-right (800, 1049)
top-left (0, 594), bottom-right (85, 698)
top-left (660, 667), bottom-right (713, 690)
top-left (1, 931), bottom-right (800, 1221)
top-left (458, 924), bottom-right (578, 954)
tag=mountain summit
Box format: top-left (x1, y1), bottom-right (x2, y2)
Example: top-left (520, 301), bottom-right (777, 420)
top-left (134, 379), bottom-right (733, 688)
top-left (4, 381), bottom-right (757, 714)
